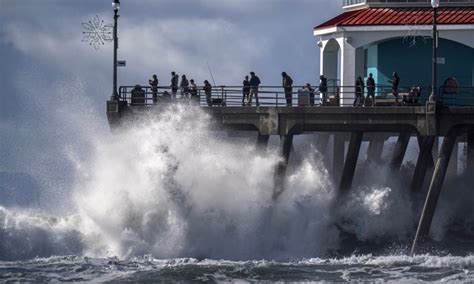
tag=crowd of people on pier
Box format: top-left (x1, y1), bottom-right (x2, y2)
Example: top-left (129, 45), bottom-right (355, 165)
top-left (135, 70), bottom-right (411, 107)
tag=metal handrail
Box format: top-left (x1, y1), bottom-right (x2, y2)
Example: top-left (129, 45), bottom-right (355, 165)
top-left (118, 84), bottom-right (474, 107)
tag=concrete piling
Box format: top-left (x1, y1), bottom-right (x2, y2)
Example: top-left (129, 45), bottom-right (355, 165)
top-left (273, 134), bottom-right (294, 199)
top-left (390, 132), bottom-right (410, 171)
top-left (447, 139), bottom-right (458, 176)
top-left (411, 136), bottom-right (435, 192)
top-left (339, 131), bottom-right (363, 192)
top-left (256, 133), bottom-right (270, 150)
top-left (367, 135), bottom-right (384, 163)
top-left (467, 133), bottom-right (474, 174)
top-left (333, 134), bottom-right (345, 182)
top-left (411, 133), bottom-right (457, 255)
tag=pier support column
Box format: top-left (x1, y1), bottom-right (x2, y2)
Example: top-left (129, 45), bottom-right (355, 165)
top-left (367, 136), bottom-right (384, 164)
top-left (432, 137), bottom-right (439, 166)
top-left (256, 133), bottom-right (270, 151)
top-left (333, 134), bottom-right (345, 182)
top-left (467, 133), bottom-right (474, 174)
top-left (273, 134), bottom-right (294, 199)
top-left (417, 136), bottom-right (435, 169)
top-left (390, 133), bottom-right (410, 171)
top-left (447, 139), bottom-right (458, 177)
top-left (339, 131), bottom-right (363, 192)
top-left (411, 133), bottom-right (457, 255)
top-left (411, 136), bottom-right (435, 192)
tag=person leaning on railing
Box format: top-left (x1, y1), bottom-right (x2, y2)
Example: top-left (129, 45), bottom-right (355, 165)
top-left (203, 80), bottom-right (212, 107)
top-left (282, 72), bottom-right (294, 107)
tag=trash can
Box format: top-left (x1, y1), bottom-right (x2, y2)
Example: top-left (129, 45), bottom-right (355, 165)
top-left (298, 89), bottom-right (310, 107)
top-left (131, 85), bottom-right (145, 106)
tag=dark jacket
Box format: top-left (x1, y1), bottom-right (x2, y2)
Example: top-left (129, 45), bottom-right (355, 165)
top-left (367, 77), bottom-right (375, 92)
top-left (282, 75), bottom-right (293, 88)
top-left (390, 75), bottom-right (400, 89)
top-left (180, 78), bottom-right (189, 88)
top-left (355, 78), bottom-right (364, 96)
top-left (319, 77), bottom-right (328, 93)
top-left (249, 75), bottom-right (261, 89)
top-left (171, 75), bottom-right (179, 87)
top-left (203, 82), bottom-right (212, 95)
top-left (243, 79), bottom-right (250, 93)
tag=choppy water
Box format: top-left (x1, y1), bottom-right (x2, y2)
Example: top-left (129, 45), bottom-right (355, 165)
top-left (2, 255), bottom-right (474, 282)
top-left (2, 105), bottom-right (474, 282)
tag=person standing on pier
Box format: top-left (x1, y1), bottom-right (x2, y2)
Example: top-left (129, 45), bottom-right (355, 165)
top-left (171, 72), bottom-right (179, 99)
top-left (248, 72), bottom-right (261, 107)
top-left (180, 74), bottom-right (189, 99)
top-left (242, 75), bottom-right (250, 106)
top-left (282, 72), bottom-right (294, 107)
top-left (388, 72), bottom-right (400, 103)
top-left (319, 75), bottom-right (328, 105)
top-left (204, 80), bottom-right (212, 106)
top-left (354, 76), bottom-right (364, 106)
top-left (366, 73), bottom-right (375, 106)
top-left (189, 79), bottom-right (198, 105)
top-left (149, 74), bottom-right (158, 104)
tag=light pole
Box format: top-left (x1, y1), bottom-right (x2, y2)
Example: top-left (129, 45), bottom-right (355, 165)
top-left (429, 0), bottom-right (439, 103)
top-left (111, 0), bottom-right (120, 101)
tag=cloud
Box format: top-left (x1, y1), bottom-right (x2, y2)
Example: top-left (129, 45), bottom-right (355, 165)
top-left (0, 0), bottom-right (342, 213)
top-left (1, 0), bottom-right (342, 86)
top-left (119, 17), bottom-right (272, 85)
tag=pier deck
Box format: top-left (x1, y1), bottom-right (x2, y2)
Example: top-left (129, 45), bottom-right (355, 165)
top-left (106, 88), bottom-right (474, 254)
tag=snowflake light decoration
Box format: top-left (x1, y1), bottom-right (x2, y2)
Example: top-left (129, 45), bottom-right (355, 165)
top-left (402, 21), bottom-right (431, 47)
top-left (82, 15), bottom-right (113, 50)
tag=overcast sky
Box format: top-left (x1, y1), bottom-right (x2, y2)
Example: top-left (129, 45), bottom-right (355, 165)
top-left (0, 0), bottom-right (342, 210)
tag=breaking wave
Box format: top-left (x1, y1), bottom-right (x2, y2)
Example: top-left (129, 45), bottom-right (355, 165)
top-left (1, 105), bottom-right (474, 261)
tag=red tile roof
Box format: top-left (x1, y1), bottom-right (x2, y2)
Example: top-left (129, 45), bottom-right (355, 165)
top-left (314, 7), bottom-right (474, 30)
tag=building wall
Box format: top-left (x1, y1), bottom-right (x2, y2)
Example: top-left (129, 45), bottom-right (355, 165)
top-left (318, 27), bottom-right (473, 105)
top-left (366, 45), bottom-right (378, 83)
top-left (367, 37), bottom-right (473, 90)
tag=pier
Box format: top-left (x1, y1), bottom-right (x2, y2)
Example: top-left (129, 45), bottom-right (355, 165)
top-left (106, 85), bottom-right (474, 253)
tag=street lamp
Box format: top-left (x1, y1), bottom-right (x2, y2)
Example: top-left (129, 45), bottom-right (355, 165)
top-left (111, 0), bottom-right (120, 100)
top-left (429, 0), bottom-right (439, 103)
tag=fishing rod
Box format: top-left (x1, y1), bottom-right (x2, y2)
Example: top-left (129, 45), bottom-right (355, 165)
top-left (206, 61), bottom-right (217, 87)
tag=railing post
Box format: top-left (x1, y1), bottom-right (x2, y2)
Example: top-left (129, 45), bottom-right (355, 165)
top-left (221, 86), bottom-right (225, 106)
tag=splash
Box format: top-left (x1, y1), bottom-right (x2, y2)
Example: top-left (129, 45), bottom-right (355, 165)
top-left (2, 104), bottom-right (474, 261)
top-left (72, 105), bottom-right (339, 260)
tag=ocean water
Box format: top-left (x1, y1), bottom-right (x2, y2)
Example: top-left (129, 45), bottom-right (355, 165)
top-left (1, 104), bottom-right (474, 282)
